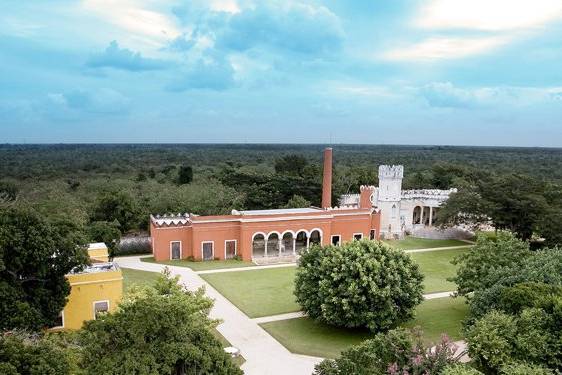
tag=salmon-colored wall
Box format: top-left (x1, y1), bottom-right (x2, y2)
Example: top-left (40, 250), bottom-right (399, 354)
top-left (150, 221), bottom-right (192, 261)
top-left (150, 209), bottom-right (382, 261)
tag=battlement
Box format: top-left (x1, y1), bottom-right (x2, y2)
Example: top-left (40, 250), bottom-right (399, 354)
top-left (151, 213), bottom-right (191, 227)
top-left (360, 185), bottom-right (376, 192)
top-left (378, 165), bottom-right (404, 179)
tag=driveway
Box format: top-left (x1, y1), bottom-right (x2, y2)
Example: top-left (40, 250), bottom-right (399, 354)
top-left (115, 256), bottom-right (322, 375)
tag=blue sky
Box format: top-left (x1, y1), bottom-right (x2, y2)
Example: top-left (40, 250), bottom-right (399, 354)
top-left (1, 0), bottom-right (562, 146)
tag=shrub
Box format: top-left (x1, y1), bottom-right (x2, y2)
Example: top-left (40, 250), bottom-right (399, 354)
top-left (294, 240), bottom-right (424, 331)
top-left (441, 364), bottom-right (484, 375)
top-left (314, 328), bottom-right (460, 375)
top-left (500, 362), bottom-right (555, 375)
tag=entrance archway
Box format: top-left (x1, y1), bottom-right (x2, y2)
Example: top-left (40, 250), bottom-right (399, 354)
top-left (266, 232), bottom-right (280, 257)
top-left (295, 231), bottom-right (308, 254)
top-left (281, 232), bottom-right (294, 255)
top-left (310, 230), bottom-right (322, 246)
top-left (252, 233), bottom-right (265, 258)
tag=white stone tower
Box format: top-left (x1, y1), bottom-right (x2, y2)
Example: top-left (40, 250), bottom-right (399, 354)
top-left (378, 165), bottom-right (404, 239)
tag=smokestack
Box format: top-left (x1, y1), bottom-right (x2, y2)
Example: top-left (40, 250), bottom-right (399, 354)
top-left (322, 147), bottom-right (333, 209)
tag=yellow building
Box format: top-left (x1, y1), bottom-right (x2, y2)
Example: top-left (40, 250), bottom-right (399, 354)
top-left (51, 261), bottom-right (123, 330)
top-left (87, 242), bottom-right (110, 262)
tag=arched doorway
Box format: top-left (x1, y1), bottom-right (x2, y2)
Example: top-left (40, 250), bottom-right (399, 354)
top-left (252, 233), bottom-right (265, 258)
top-left (281, 232), bottom-right (294, 255)
top-left (295, 231), bottom-right (308, 254)
top-left (413, 206), bottom-right (422, 224)
top-left (310, 230), bottom-right (322, 246)
top-left (266, 233), bottom-right (280, 257)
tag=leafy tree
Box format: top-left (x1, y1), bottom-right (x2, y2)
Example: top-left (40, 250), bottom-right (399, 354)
top-left (294, 240), bottom-right (424, 331)
top-left (87, 220), bottom-right (121, 257)
top-left (441, 364), bottom-right (484, 375)
top-left (274, 154), bottom-right (308, 176)
top-left (0, 331), bottom-right (75, 375)
top-left (449, 232), bottom-right (532, 297)
top-left (177, 165), bottom-right (193, 184)
top-left (314, 328), bottom-right (460, 375)
top-left (0, 207), bottom-right (89, 330)
top-left (80, 270), bottom-right (242, 375)
top-left (91, 190), bottom-right (138, 232)
top-left (283, 194), bottom-right (311, 208)
top-left (0, 180), bottom-right (18, 207)
top-left (500, 362), bottom-right (555, 375)
top-left (466, 308), bottom-right (559, 373)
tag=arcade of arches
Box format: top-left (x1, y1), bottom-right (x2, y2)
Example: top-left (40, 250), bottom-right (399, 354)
top-left (252, 230), bottom-right (322, 258)
top-left (412, 206), bottom-right (439, 226)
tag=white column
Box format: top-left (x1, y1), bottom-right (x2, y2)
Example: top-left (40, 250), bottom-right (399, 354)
top-left (429, 207), bottom-right (433, 227)
top-left (293, 238), bottom-right (296, 255)
top-left (306, 237), bottom-right (310, 249)
top-left (265, 240), bottom-right (268, 257)
top-left (420, 206), bottom-right (424, 226)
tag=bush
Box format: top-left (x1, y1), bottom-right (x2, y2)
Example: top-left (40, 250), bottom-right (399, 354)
top-left (314, 328), bottom-right (460, 375)
top-left (500, 362), bottom-right (555, 375)
top-left (441, 364), bottom-right (484, 375)
top-left (294, 240), bottom-right (424, 331)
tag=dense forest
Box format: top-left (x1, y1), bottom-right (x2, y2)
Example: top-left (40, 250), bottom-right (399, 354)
top-left (1, 144), bottom-right (561, 248)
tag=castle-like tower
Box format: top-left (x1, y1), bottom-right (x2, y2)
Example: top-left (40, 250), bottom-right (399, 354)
top-left (377, 165), bottom-right (404, 239)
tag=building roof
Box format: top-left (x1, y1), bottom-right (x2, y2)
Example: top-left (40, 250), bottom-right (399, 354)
top-left (69, 262), bottom-right (119, 275)
top-left (87, 242), bottom-right (107, 250)
top-left (235, 207), bottom-right (323, 216)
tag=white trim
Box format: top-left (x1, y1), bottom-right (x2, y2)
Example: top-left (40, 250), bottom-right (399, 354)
top-left (201, 241), bottom-right (215, 261)
top-left (266, 231), bottom-right (282, 238)
top-left (281, 230), bottom-right (296, 238)
top-left (93, 300), bottom-right (110, 319)
top-left (295, 229), bottom-right (310, 237)
top-left (252, 232), bottom-right (267, 241)
top-left (353, 233), bottom-right (363, 240)
top-left (309, 228), bottom-right (323, 245)
top-left (331, 234), bottom-right (341, 246)
top-left (224, 239), bottom-right (237, 259)
top-left (169, 240), bottom-right (182, 260)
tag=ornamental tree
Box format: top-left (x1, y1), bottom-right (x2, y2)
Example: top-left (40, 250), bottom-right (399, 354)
top-left (0, 207), bottom-right (89, 331)
top-left (294, 240), bottom-right (424, 331)
top-left (79, 269), bottom-right (242, 375)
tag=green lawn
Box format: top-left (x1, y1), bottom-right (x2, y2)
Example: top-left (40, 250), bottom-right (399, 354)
top-left (384, 237), bottom-right (470, 250)
top-left (410, 248), bottom-right (467, 293)
top-left (201, 248), bottom-right (464, 317)
top-left (260, 297), bottom-right (468, 359)
top-left (201, 267), bottom-right (300, 318)
top-left (121, 267), bottom-right (161, 291)
top-left (141, 256), bottom-right (255, 271)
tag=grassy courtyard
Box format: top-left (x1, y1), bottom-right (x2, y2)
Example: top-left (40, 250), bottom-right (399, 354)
top-left (410, 248), bottom-right (467, 292)
top-left (260, 297), bottom-right (468, 359)
top-left (201, 267), bottom-right (300, 318)
top-left (383, 237), bottom-right (470, 250)
top-left (140, 256), bottom-right (255, 271)
top-left (121, 267), bottom-right (161, 291)
top-left (201, 247), bottom-right (466, 318)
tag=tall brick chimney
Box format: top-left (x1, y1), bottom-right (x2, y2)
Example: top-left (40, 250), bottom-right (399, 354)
top-left (322, 148), bottom-right (333, 209)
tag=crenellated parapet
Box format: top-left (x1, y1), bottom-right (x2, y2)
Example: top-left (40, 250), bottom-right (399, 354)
top-left (378, 165), bottom-right (404, 179)
top-left (151, 213), bottom-right (191, 227)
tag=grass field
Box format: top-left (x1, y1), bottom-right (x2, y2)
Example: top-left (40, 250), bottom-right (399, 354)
top-left (141, 256), bottom-right (255, 271)
top-left (384, 237), bottom-right (470, 250)
top-left (121, 267), bottom-right (161, 291)
top-left (410, 248), bottom-right (467, 293)
top-left (201, 267), bottom-right (300, 318)
top-left (260, 297), bottom-right (468, 359)
top-left (201, 248), bottom-right (464, 317)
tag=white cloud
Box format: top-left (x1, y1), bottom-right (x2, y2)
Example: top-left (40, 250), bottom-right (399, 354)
top-left (417, 0), bottom-right (562, 31)
top-left (384, 36), bottom-right (510, 61)
top-left (82, 0), bottom-right (180, 50)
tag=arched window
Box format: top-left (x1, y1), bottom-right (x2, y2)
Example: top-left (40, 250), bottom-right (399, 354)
top-left (282, 232), bottom-right (294, 255)
top-left (295, 231), bottom-right (308, 254)
top-left (310, 230), bottom-right (322, 246)
top-left (392, 204), bottom-right (397, 219)
top-left (252, 234), bottom-right (265, 258)
top-left (266, 233), bottom-right (280, 257)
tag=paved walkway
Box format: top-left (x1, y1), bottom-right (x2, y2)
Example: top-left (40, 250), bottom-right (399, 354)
top-left (115, 256), bottom-right (321, 375)
top-left (196, 262), bottom-right (295, 275)
top-left (404, 244), bottom-right (472, 254)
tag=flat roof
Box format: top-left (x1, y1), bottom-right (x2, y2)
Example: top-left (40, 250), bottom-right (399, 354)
top-left (238, 207), bottom-right (323, 216)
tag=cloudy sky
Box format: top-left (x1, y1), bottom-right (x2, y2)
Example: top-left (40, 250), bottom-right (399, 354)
top-left (1, 0), bottom-right (562, 146)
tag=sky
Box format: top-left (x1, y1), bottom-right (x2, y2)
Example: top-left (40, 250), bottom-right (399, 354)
top-left (1, 0), bottom-right (562, 146)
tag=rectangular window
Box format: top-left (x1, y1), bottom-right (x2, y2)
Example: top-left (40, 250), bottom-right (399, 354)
top-left (93, 301), bottom-right (109, 319)
top-left (370, 229), bottom-right (376, 240)
top-left (353, 233), bottom-right (363, 241)
top-left (225, 240), bottom-right (236, 259)
top-left (331, 235), bottom-right (341, 246)
top-left (170, 241), bottom-right (181, 260)
top-left (202, 242), bottom-right (214, 261)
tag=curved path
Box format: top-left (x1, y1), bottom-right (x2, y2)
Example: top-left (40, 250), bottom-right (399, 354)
top-left (115, 256), bottom-right (322, 375)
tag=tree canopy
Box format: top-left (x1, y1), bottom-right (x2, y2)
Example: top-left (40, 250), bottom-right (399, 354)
top-left (0, 207), bottom-right (89, 331)
top-left (79, 270), bottom-right (242, 375)
top-left (294, 240), bottom-right (424, 331)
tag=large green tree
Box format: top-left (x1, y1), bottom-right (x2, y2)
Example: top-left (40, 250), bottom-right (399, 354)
top-left (79, 270), bottom-right (242, 375)
top-left (91, 190), bottom-right (139, 232)
top-left (294, 240), bottom-right (424, 331)
top-left (0, 207), bottom-right (89, 331)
